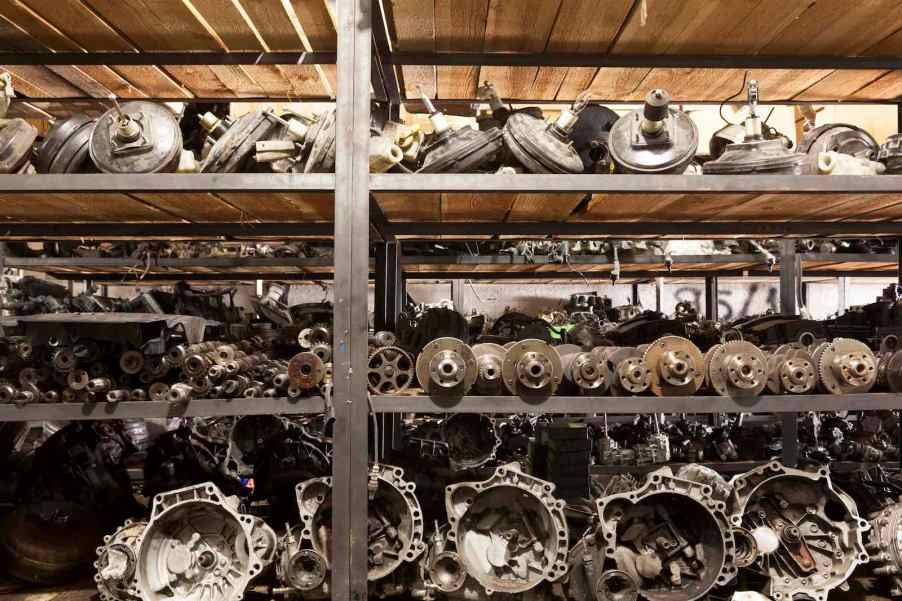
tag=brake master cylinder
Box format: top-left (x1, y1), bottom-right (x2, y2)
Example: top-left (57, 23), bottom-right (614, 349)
top-left (90, 99), bottom-right (187, 173)
top-left (608, 88), bottom-right (698, 174)
top-left (417, 89), bottom-right (504, 173)
top-left (502, 93), bottom-right (588, 173)
top-left (703, 81), bottom-right (807, 175)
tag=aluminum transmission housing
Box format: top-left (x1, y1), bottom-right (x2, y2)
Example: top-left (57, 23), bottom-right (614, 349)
top-left (728, 462), bottom-right (869, 601)
top-left (444, 462), bottom-right (569, 595)
top-left (133, 482), bottom-right (275, 601)
top-left (594, 466), bottom-right (738, 601)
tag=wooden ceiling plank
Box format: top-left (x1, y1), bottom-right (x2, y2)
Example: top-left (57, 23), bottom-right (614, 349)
top-left (289, 0), bottom-right (337, 50)
top-left (850, 70), bottom-right (902, 101)
top-left (233, 0), bottom-right (303, 50)
top-left (506, 192), bottom-right (584, 222)
top-left (478, 0), bottom-right (562, 99)
top-left (375, 192), bottom-right (442, 222)
top-left (185, 0), bottom-right (263, 51)
top-left (131, 192), bottom-right (247, 222)
top-left (793, 69), bottom-right (890, 102)
top-left (434, 0), bottom-right (488, 99)
top-left (441, 192), bottom-right (517, 222)
top-left (392, 0), bottom-right (436, 98)
top-left (82, 0), bottom-right (220, 51)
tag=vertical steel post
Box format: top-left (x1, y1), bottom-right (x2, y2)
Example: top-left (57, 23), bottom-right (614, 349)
top-left (897, 238), bottom-right (902, 287)
top-left (0, 242), bottom-right (5, 318)
top-left (374, 241), bottom-right (402, 331)
top-left (631, 282), bottom-right (640, 305)
top-left (451, 279), bottom-right (466, 315)
top-left (333, 0), bottom-right (371, 599)
top-left (704, 276), bottom-right (718, 320)
top-left (780, 240), bottom-right (797, 314)
top-left (779, 239), bottom-right (799, 465)
top-left (655, 277), bottom-right (663, 312)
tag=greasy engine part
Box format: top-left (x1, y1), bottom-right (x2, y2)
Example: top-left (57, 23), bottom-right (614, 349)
top-left (134, 482), bottom-right (275, 601)
top-left (502, 339), bottom-right (563, 397)
top-left (569, 103), bottom-right (620, 172)
top-left (440, 413), bottom-right (501, 470)
top-left (420, 524), bottom-right (469, 596)
top-left (797, 123), bottom-right (878, 162)
top-left (288, 351), bottom-right (326, 390)
top-left (608, 88), bottom-right (699, 174)
top-left (705, 341), bottom-right (768, 398)
top-left (0, 501), bottom-right (104, 585)
top-left (0, 117), bottom-right (38, 173)
top-left (642, 336), bottom-right (704, 396)
top-left (299, 325), bottom-right (331, 350)
top-left (90, 100), bottom-right (184, 174)
top-left (472, 342), bottom-right (507, 395)
top-left (36, 114), bottom-right (97, 173)
top-left (597, 346), bottom-right (652, 395)
top-left (867, 500), bottom-right (902, 596)
top-left (815, 337), bottom-right (877, 395)
top-left (199, 110), bottom-right (282, 173)
top-left (288, 465), bottom-right (425, 589)
top-left (445, 463), bottom-right (569, 594)
top-left (95, 519), bottom-right (147, 601)
top-left (709, 123), bottom-right (746, 160)
top-left (595, 466), bottom-right (737, 601)
top-left (766, 350), bottom-right (817, 395)
top-left (566, 533), bottom-right (640, 601)
top-left (882, 349), bottom-right (902, 392)
top-left (728, 462), bottom-right (869, 601)
top-left (502, 94), bottom-right (588, 174)
top-left (560, 347), bottom-right (609, 393)
top-left (223, 415), bottom-right (288, 478)
top-left (302, 107), bottom-right (337, 173)
top-left (703, 81), bottom-right (806, 175)
top-left (878, 133), bottom-right (902, 173)
top-left (415, 337), bottom-right (478, 396)
top-left (417, 91), bottom-right (504, 173)
top-left (367, 345), bottom-right (414, 394)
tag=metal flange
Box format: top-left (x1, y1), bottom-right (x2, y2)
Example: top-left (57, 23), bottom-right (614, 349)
top-left (288, 351), bottom-right (325, 390)
top-left (415, 337), bottom-right (477, 395)
top-left (367, 346), bottom-right (414, 394)
top-left (707, 340), bottom-right (767, 398)
top-left (598, 346), bottom-right (652, 395)
top-left (816, 337), bottom-right (877, 394)
top-left (642, 336), bottom-right (703, 396)
top-left (502, 339), bottom-right (563, 396)
top-left (472, 342), bottom-right (507, 395)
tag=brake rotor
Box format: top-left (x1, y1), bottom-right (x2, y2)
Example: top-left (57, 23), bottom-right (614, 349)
top-left (288, 351), bottom-right (325, 390)
top-left (502, 339), bottom-right (563, 396)
top-left (599, 347), bottom-right (651, 395)
top-left (472, 342), bottom-right (507, 394)
top-left (415, 337), bottom-right (477, 395)
top-left (797, 123), bottom-right (877, 160)
top-left (884, 350), bottom-right (902, 393)
top-left (367, 346), bottom-right (414, 394)
top-left (503, 111), bottom-right (584, 174)
top-left (707, 340), bottom-right (767, 398)
top-left (817, 337), bottom-right (877, 394)
top-left (200, 110), bottom-right (282, 173)
top-left (642, 336), bottom-right (704, 396)
top-left (36, 114), bottom-right (96, 173)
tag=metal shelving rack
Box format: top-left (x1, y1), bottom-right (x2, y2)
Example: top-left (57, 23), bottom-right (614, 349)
top-left (0, 1), bottom-right (900, 600)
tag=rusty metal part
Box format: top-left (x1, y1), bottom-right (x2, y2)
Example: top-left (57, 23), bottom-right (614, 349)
top-left (288, 351), bottom-right (325, 390)
top-left (95, 520), bottom-right (145, 601)
top-left (416, 337), bottom-right (478, 396)
top-left (561, 348), bottom-right (609, 392)
top-left (118, 350), bottom-right (144, 375)
top-left (868, 500), bottom-right (902, 597)
top-left (598, 347), bottom-right (652, 395)
top-left (642, 336), bottom-right (704, 396)
top-left (767, 350), bottom-right (817, 395)
top-left (367, 346), bottom-right (414, 394)
top-left (440, 413), bottom-right (501, 470)
top-left (167, 382), bottom-right (193, 403)
top-left (816, 337), bottom-right (877, 394)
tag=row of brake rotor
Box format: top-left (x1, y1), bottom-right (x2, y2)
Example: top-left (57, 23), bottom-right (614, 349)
top-left (367, 334), bottom-right (891, 398)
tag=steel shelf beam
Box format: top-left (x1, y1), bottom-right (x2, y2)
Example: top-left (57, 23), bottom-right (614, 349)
top-left (590, 460), bottom-right (900, 475)
top-left (370, 393), bottom-right (902, 414)
top-left (372, 174), bottom-right (902, 193)
top-left (0, 397), bottom-right (326, 421)
top-left (387, 52), bottom-right (902, 70)
top-left (403, 270), bottom-right (898, 280)
top-left (0, 51), bottom-right (336, 65)
top-left (388, 222), bottom-right (902, 237)
top-left (43, 271), bottom-right (350, 282)
top-left (401, 253), bottom-right (897, 266)
top-left (7, 257), bottom-right (336, 268)
top-left (0, 223), bottom-right (334, 240)
top-left (0, 173), bottom-right (335, 193)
